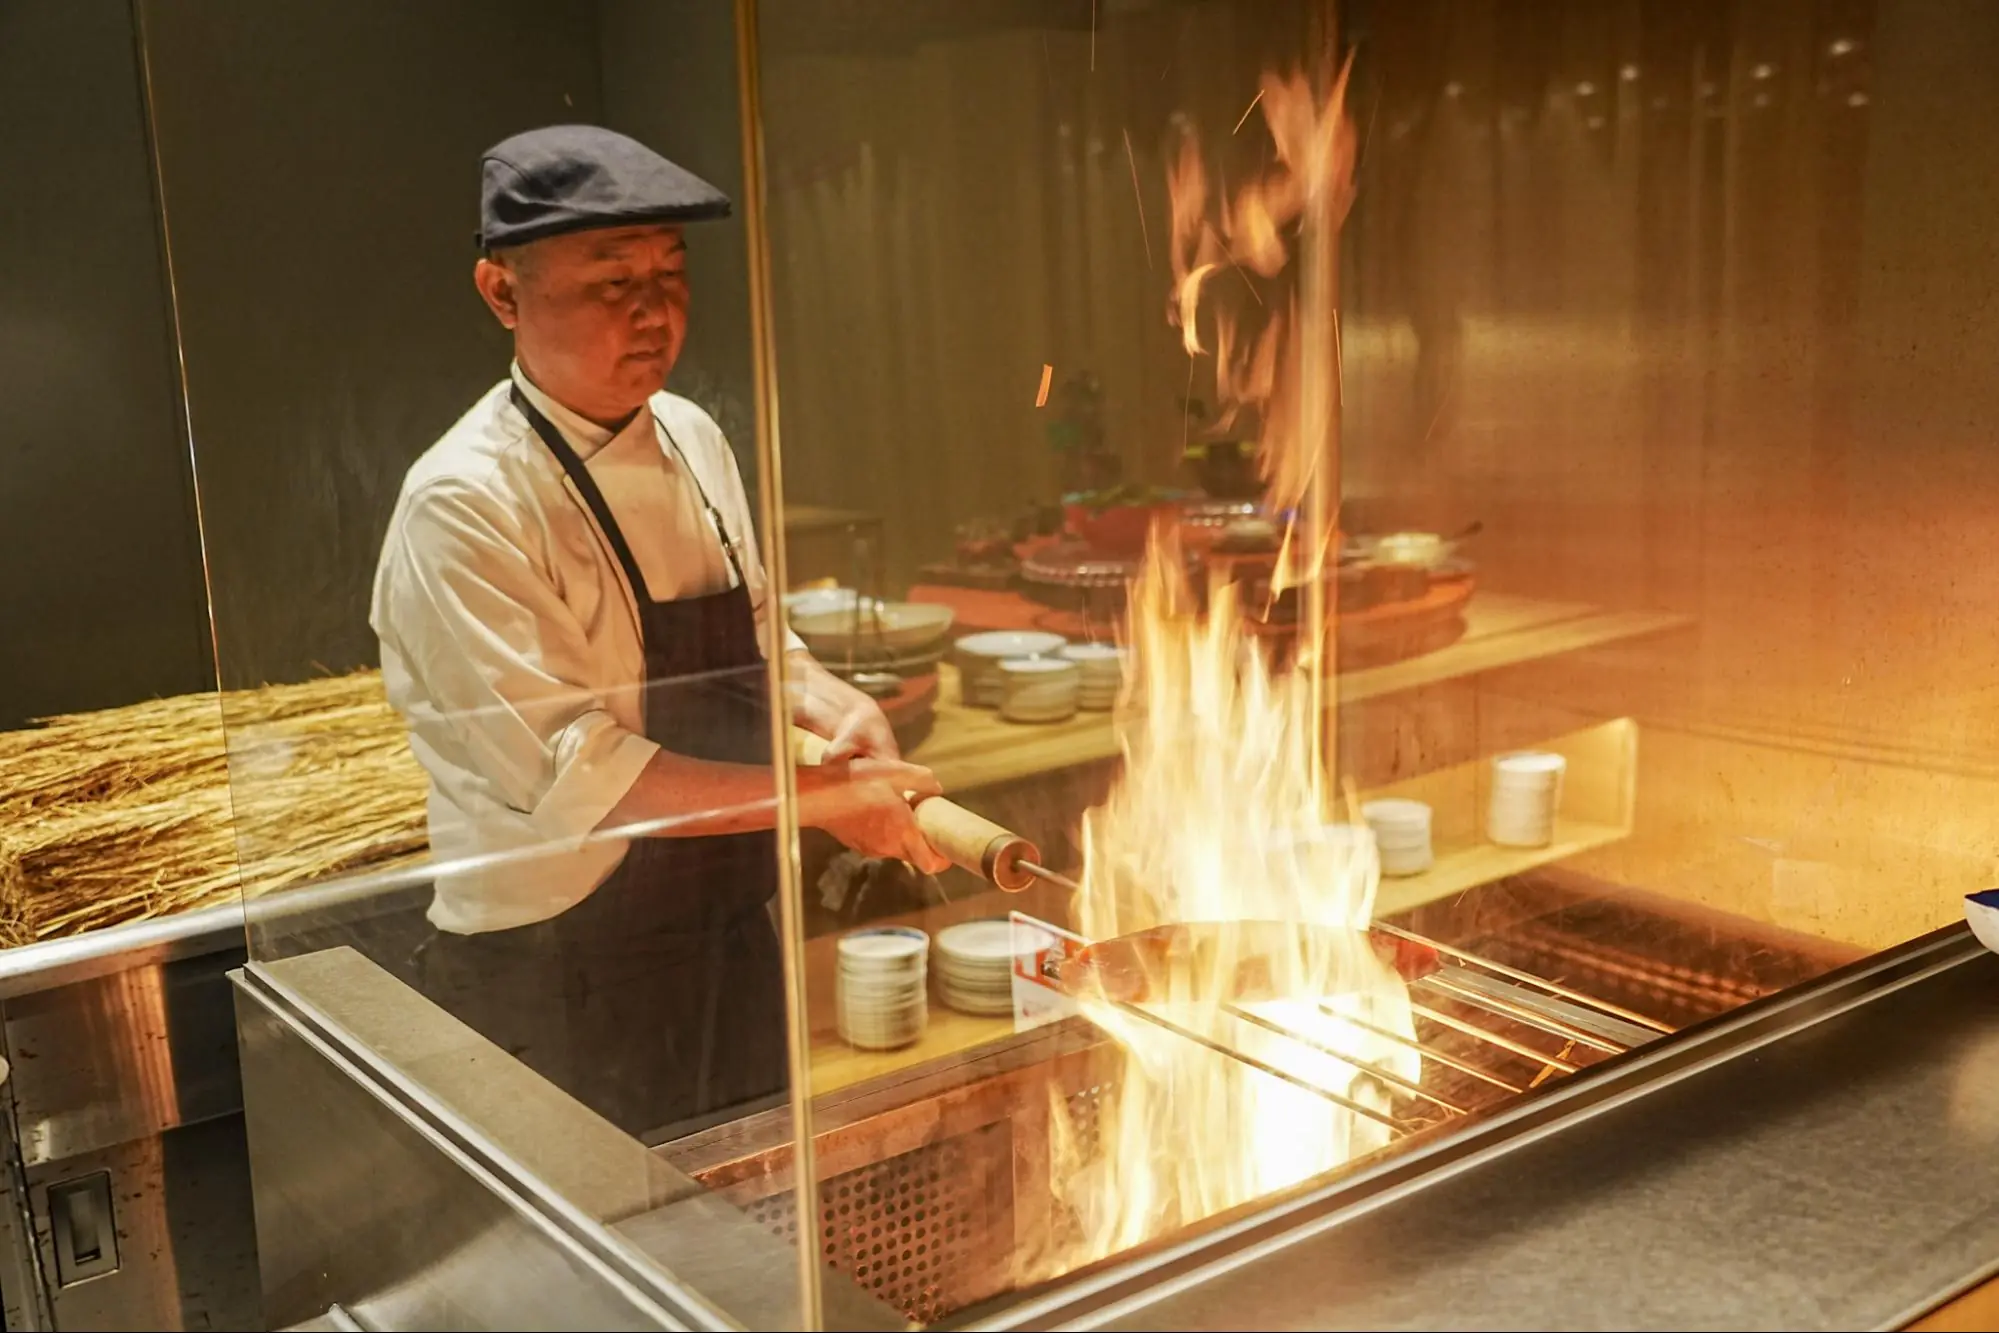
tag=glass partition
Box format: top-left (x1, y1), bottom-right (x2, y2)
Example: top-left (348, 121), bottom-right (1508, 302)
top-left (749, 0), bottom-right (1982, 1326)
top-left (133, 0), bottom-right (1999, 1326)
top-left (139, 0), bottom-right (815, 1323)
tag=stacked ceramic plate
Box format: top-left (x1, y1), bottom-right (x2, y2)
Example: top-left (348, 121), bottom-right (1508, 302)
top-left (934, 919), bottom-right (1058, 1016)
top-left (999, 657), bottom-right (1080, 723)
top-left (1361, 798), bottom-right (1434, 877)
top-left (1060, 643), bottom-right (1126, 711)
top-left (836, 926), bottom-right (929, 1050)
top-left (956, 631), bottom-right (1067, 707)
top-left (1487, 751), bottom-right (1567, 848)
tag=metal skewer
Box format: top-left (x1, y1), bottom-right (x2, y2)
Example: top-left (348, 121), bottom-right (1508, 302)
top-left (1018, 860), bottom-right (1080, 893)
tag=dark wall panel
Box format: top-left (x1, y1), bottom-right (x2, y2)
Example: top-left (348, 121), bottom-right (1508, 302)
top-left (0, 0), bottom-right (212, 727)
top-left (138, 0), bottom-right (604, 689)
top-left (600, 0), bottom-right (759, 484)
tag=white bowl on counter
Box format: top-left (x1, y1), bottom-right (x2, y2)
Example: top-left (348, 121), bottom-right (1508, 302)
top-left (1060, 643), bottom-right (1126, 710)
top-left (784, 587), bottom-right (881, 618)
top-left (1000, 657), bottom-right (1080, 724)
top-left (793, 601), bottom-right (955, 657)
top-left (956, 630), bottom-right (1067, 707)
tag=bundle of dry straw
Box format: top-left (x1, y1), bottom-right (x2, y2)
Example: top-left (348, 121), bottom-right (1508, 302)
top-left (0, 671), bottom-right (428, 947)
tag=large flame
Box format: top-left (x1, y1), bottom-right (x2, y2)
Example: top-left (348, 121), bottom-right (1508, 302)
top-left (1031, 54), bottom-right (1413, 1272)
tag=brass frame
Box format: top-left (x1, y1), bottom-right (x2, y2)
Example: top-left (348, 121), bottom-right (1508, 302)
top-left (730, 0), bottom-right (828, 1324)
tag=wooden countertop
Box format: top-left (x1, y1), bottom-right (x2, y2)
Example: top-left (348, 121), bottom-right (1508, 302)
top-left (908, 593), bottom-right (1688, 793)
top-left (802, 882), bottom-right (1068, 1095)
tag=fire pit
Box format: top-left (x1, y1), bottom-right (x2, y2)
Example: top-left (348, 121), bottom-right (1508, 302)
top-left (657, 876), bottom-right (1851, 1325)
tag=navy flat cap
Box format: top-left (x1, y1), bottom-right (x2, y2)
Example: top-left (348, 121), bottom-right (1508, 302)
top-left (478, 124), bottom-right (731, 249)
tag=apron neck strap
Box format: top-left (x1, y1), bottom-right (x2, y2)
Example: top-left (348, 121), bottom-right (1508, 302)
top-left (510, 383), bottom-right (749, 596)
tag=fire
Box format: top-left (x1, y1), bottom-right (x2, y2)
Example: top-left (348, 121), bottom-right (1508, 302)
top-left (1032, 53), bottom-right (1413, 1271)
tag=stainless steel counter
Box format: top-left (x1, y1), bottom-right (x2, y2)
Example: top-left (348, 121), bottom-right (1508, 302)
top-left (1054, 926), bottom-right (1999, 1332)
top-left (0, 899), bottom-right (261, 1330)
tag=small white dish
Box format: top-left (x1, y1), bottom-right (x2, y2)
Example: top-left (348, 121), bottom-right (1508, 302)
top-left (938, 918), bottom-right (1056, 961)
top-left (794, 601), bottom-right (955, 656)
top-left (838, 926), bottom-right (929, 964)
top-left (1001, 658), bottom-right (1080, 723)
top-left (784, 587), bottom-right (880, 618)
top-left (958, 630), bottom-right (1068, 659)
top-left (1966, 890), bottom-right (1999, 955)
top-left (957, 631), bottom-right (1068, 707)
top-left (1492, 751), bottom-right (1567, 783)
top-left (1059, 642), bottom-right (1125, 678)
top-left (1362, 798), bottom-right (1433, 828)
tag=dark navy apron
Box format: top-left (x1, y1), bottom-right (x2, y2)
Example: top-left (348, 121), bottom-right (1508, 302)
top-left (416, 386), bottom-right (788, 1142)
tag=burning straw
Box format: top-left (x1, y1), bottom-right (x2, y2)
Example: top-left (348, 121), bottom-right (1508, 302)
top-left (0, 671), bottom-right (427, 947)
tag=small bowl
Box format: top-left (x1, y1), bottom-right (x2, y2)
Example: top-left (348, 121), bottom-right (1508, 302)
top-left (957, 630), bottom-right (1068, 661)
top-left (784, 587), bottom-right (879, 619)
top-left (838, 926), bottom-right (930, 968)
top-left (794, 601), bottom-right (955, 656)
top-left (1967, 889), bottom-right (1999, 956)
top-left (1362, 798), bottom-right (1433, 830)
top-left (1001, 658), bottom-right (1080, 723)
top-left (1059, 642), bottom-right (1126, 680)
top-left (1493, 751), bottom-right (1567, 781)
top-left (957, 631), bottom-right (1068, 707)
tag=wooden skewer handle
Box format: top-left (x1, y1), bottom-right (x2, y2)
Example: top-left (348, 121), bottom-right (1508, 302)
top-left (792, 730), bottom-right (1041, 891)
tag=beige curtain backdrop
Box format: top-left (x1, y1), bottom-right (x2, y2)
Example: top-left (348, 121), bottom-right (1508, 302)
top-left (757, 1), bottom-right (1312, 588)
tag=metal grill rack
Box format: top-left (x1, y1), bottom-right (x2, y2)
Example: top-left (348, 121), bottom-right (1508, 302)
top-left (1072, 918), bottom-right (1678, 1137)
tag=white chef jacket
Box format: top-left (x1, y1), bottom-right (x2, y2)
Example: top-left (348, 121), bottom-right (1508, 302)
top-left (371, 365), bottom-right (802, 934)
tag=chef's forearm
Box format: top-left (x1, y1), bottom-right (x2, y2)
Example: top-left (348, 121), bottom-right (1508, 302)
top-left (594, 749), bottom-right (783, 839)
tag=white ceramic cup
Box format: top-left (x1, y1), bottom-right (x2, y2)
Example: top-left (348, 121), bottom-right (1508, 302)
top-left (1487, 752), bottom-right (1565, 847)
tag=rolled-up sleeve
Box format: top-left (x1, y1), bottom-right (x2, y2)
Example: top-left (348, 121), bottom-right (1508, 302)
top-left (383, 483), bottom-right (658, 845)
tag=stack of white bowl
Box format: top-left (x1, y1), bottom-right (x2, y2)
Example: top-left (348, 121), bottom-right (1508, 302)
top-left (836, 926), bottom-right (929, 1050)
top-left (1361, 798), bottom-right (1434, 877)
top-left (1060, 643), bottom-right (1125, 710)
top-left (933, 919), bottom-right (1057, 1015)
top-left (956, 631), bottom-right (1067, 707)
top-left (999, 657), bottom-right (1080, 723)
top-left (1487, 752), bottom-right (1567, 848)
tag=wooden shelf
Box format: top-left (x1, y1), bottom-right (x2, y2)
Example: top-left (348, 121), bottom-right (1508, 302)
top-left (802, 879), bottom-right (1068, 1095)
top-left (1373, 816), bottom-right (1629, 918)
top-left (804, 716), bottom-right (1641, 1093)
top-left (905, 593), bottom-right (1685, 794)
top-left (808, 999), bottom-right (1016, 1096)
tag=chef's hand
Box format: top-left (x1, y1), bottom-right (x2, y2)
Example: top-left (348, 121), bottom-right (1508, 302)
top-left (822, 695), bottom-right (899, 763)
top-left (789, 650), bottom-right (902, 761)
top-left (797, 758), bottom-right (952, 874)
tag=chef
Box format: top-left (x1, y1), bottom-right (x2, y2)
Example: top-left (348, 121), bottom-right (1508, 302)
top-left (372, 125), bottom-right (947, 1140)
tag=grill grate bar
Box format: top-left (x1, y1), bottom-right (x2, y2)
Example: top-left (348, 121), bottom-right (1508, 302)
top-left (1374, 921), bottom-right (1676, 1033)
top-left (1408, 1000), bottom-right (1583, 1074)
top-left (1107, 999), bottom-right (1413, 1131)
top-left (1413, 972), bottom-right (1630, 1055)
top-left (1332, 1010), bottom-right (1529, 1095)
top-left (1222, 1003), bottom-right (1470, 1116)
